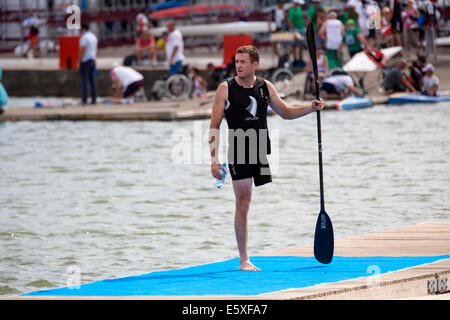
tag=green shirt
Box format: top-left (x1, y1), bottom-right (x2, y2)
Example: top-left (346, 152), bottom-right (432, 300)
top-left (307, 5), bottom-right (328, 30)
top-left (288, 7), bottom-right (304, 30)
top-left (343, 28), bottom-right (361, 52)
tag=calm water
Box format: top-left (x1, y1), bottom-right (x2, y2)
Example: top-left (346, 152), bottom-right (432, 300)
top-left (1, 100), bottom-right (449, 296)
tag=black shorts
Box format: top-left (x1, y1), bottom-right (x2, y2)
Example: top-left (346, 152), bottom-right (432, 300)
top-left (228, 161), bottom-right (272, 187)
top-left (123, 79), bottom-right (144, 98)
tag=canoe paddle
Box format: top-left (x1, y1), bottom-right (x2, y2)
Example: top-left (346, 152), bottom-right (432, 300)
top-left (306, 23), bottom-right (334, 264)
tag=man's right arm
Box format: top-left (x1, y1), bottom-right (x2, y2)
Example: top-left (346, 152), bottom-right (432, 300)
top-left (209, 81), bottom-right (227, 179)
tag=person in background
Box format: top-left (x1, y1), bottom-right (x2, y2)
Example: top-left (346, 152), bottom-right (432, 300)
top-left (423, 0), bottom-right (440, 60)
top-left (165, 20), bottom-right (185, 75)
top-left (305, 44), bottom-right (328, 80)
top-left (190, 67), bottom-right (207, 98)
top-left (156, 31), bottom-right (168, 63)
top-left (22, 11), bottom-right (44, 58)
top-left (206, 63), bottom-right (223, 91)
top-left (268, 0), bottom-right (286, 58)
top-left (347, 0), bottom-right (370, 44)
top-left (319, 10), bottom-right (345, 70)
top-left (342, 19), bottom-right (369, 57)
top-left (402, 0), bottom-right (420, 60)
top-left (409, 55), bottom-right (426, 91)
top-left (380, 6), bottom-right (394, 48)
top-left (78, 23), bottom-right (98, 105)
top-left (236, 8), bottom-right (250, 22)
top-left (421, 63), bottom-right (439, 96)
top-left (0, 64), bottom-right (8, 114)
top-left (110, 64), bottom-right (145, 101)
top-left (320, 73), bottom-right (361, 99)
top-left (136, 7), bottom-right (151, 35)
top-left (389, 0), bottom-right (403, 47)
top-left (307, 0), bottom-right (328, 31)
top-left (383, 59), bottom-right (417, 93)
top-left (305, 44), bottom-right (328, 96)
top-left (287, 0), bottom-right (306, 64)
top-left (133, 29), bottom-right (157, 65)
top-left (341, 1), bottom-right (360, 31)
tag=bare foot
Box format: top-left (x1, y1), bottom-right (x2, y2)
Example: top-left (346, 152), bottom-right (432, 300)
top-left (239, 260), bottom-right (260, 271)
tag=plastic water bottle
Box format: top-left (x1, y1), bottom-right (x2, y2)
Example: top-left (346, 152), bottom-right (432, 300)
top-left (215, 163), bottom-right (227, 189)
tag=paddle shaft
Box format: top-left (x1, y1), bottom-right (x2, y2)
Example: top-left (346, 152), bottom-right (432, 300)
top-left (308, 27), bottom-right (325, 212)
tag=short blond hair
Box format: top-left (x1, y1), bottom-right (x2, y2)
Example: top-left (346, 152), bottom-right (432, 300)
top-left (236, 45), bottom-right (260, 64)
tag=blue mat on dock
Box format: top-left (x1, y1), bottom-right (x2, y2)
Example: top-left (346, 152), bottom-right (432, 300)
top-left (23, 255), bottom-right (450, 296)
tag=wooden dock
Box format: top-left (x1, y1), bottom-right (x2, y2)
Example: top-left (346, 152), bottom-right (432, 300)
top-left (4, 221), bottom-right (449, 300)
top-left (0, 97), bottom-right (389, 122)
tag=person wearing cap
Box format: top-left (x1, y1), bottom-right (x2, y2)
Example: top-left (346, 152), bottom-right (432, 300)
top-left (320, 73), bottom-right (362, 99)
top-left (110, 63), bottom-right (145, 101)
top-left (288, 0), bottom-right (306, 63)
top-left (421, 63), bottom-right (439, 96)
top-left (342, 19), bottom-right (369, 57)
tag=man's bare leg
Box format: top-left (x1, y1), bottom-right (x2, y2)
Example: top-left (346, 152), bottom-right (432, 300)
top-left (232, 178), bottom-right (260, 271)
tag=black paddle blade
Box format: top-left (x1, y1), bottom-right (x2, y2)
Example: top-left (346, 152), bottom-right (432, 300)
top-left (306, 23), bottom-right (320, 100)
top-left (314, 209), bottom-right (334, 264)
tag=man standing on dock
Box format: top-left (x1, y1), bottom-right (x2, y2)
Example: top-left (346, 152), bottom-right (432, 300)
top-left (165, 20), bottom-right (185, 75)
top-left (78, 23), bottom-right (98, 105)
top-left (209, 45), bottom-right (324, 271)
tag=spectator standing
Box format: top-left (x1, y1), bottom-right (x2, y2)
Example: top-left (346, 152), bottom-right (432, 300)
top-left (347, 0), bottom-right (369, 40)
top-left (402, 0), bottom-right (420, 59)
top-left (319, 11), bottom-right (345, 70)
top-left (380, 6), bottom-right (394, 48)
top-left (136, 8), bottom-right (151, 35)
top-left (78, 23), bottom-right (98, 105)
top-left (389, 0), bottom-right (403, 47)
top-left (268, 0), bottom-right (287, 57)
top-left (423, 0), bottom-right (440, 60)
top-left (165, 21), bottom-right (185, 75)
top-left (307, 0), bottom-right (328, 31)
top-left (22, 11), bottom-right (44, 58)
top-left (342, 19), bottom-right (368, 57)
top-left (287, 0), bottom-right (306, 63)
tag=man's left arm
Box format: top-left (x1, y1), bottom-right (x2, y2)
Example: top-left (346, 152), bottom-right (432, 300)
top-left (265, 80), bottom-right (323, 120)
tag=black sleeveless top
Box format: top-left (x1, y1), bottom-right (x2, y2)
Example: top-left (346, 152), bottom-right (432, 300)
top-left (224, 77), bottom-right (271, 164)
